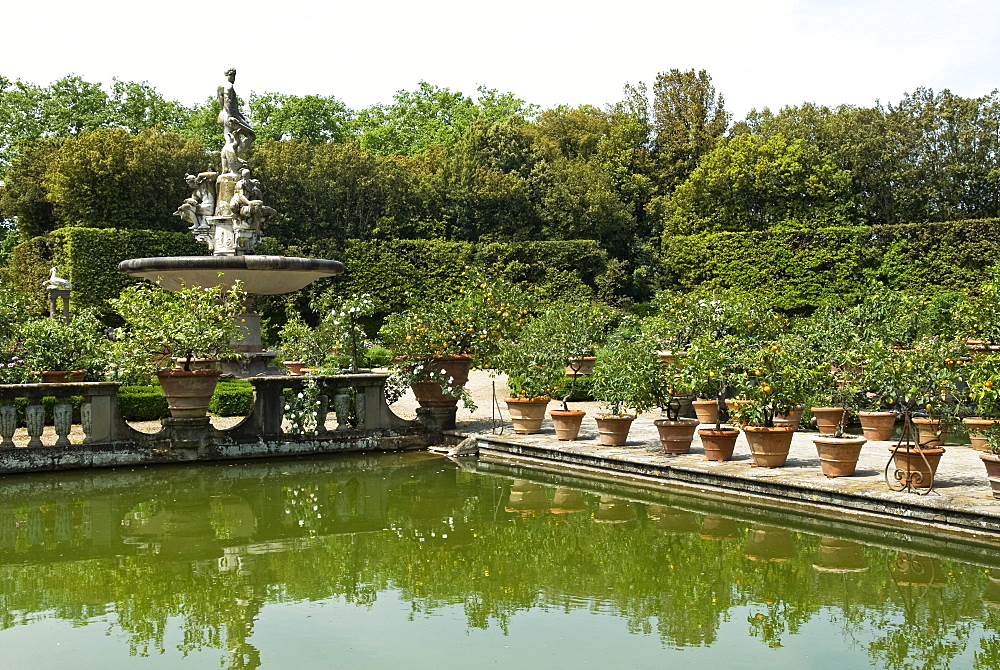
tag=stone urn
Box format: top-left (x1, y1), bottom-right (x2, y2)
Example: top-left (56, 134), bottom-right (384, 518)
top-left (409, 354), bottom-right (472, 408)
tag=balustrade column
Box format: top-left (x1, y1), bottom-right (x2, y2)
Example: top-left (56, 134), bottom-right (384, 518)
top-left (25, 402), bottom-right (45, 448)
top-left (0, 403), bottom-right (15, 448)
top-left (53, 400), bottom-right (73, 448)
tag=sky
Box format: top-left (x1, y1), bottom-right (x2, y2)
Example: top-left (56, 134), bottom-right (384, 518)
top-left (3, 0), bottom-right (1000, 122)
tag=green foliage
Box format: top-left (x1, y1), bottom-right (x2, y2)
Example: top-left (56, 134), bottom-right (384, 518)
top-left (42, 128), bottom-right (206, 232)
top-left (651, 69), bottom-right (729, 193)
top-left (954, 265), bottom-right (1000, 343)
top-left (116, 386), bottom-right (169, 420)
top-left (209, 381), bottom-right (254, 416)
top-left (729, 336), bottom-right (816, 427)
top-left (859, 336), bottom-right (967, 419)
top-left (14, 309), bottom-right (106, 373)
top-left (357, 82), bottom-right (537, 157)
top-left (495, 300), bottom-right (620, 401)
top-left (249, 92), bottom-right (352, 143)
top-left (110, 281), bottom-right (247, 378)
top-left (7, 227), bottom-right (204, 317)
top-left (658, 133), bottom-right (856, 235)
top-left (379, 273), bottom-right (534, 369)
top-left (966, 353), bottom-right (1000, 419)
top-left (590, 320), bottom-right (667, 416)
top-left (660, 220), bottom-right (1000, 312)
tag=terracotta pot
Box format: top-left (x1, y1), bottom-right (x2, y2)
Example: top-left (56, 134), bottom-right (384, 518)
top-left (888, 444), bottom-right (945, 489)
top-left (593, 496), bottom-right (636, 523)
top-left (172, 357), bottom-right (218, 371)
top-left (813, 537), bottom-right (869, 573)
top-left (593, 414), bottom-right (634, 446)
top-left (698, 426), bottom-right (740, 462)
top-left (744, 425), bottom-right (796, 467)
top-left (653, 417), bottom-right (699, 454)
top-left (691, 398), bottom-right (720, 425)
top-left (283, 360), bottom-right (307, 376)
top-left (549, 409), bottom-right (585, 441)
top-left (409, 354), bottom-right (472, 408)
top-left (812, 434), bottom-right (867, 477)
top-left (811, 406), bottom-right (847, 436)
top-left (911, 416), bottom-right (948, 447)
top-left (964, 417), bottom-right (998, 451)
top-left (647, 504), bottom-right (700, 535)
top-left (772, 405), bottom-right (805, 431)
top-left (39, 369), bottom-right (86, 383)
top-left (699, 514), bottom-right (741, 541)
top-left (565, 356), bottom-right (596, 377)
top-left (156, 368), bottom-right (222, 418)
top-left (981, 453), bottom-right (1000, 499)
top-left (550, 488), bottom-right (586, 514)
top-left (505, 396), bottom-right (550, 434)
top-left (858, 411), bottom-right (896, 441)
top-left (743, 526), bottom-right (796, 562)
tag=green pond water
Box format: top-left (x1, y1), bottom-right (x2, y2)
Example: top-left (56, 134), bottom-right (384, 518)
top-left (0, 451), bottom-right (998, 669)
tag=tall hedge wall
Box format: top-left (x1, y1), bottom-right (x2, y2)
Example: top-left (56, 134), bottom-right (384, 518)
top-left (660, 219), bottom-right (1000, 311)
top-left (299, 238), bottom-right (610, 314)
top-left (9, 227), bottom-right (205, 315)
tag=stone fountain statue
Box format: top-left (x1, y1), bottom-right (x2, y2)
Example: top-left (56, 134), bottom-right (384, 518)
top-left (120, 69), bottom-right (345, 376)
top-left (174, 69), bottom-right (275, 256)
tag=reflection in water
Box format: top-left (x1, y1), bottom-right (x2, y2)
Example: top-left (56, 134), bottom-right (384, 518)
top-left (0, 453), bottom-right (996, 669)
top-left (812, 537), bottom-right (869, 573)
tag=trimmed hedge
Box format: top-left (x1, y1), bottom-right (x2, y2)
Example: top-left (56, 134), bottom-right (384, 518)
top-left (660, 219), bottom-right (1000, 311)
top-left (279, 237), bottom-right (610, 316)
top-left (117, 380), bottom-right (253, 421)
top-left (9, 227), bottom-right (205, 316)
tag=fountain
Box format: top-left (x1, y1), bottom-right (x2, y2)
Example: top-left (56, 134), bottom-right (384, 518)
top-left (118, 69), bottom-right (344, 375)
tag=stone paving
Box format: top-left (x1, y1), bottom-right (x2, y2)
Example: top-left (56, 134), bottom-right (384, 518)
top-left (392, 371), bottom-right (1000, 540)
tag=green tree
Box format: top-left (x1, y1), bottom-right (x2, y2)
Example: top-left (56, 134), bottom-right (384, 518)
top-left (0, 138), bottom-right (62, 237)
top-left (42, 128), bottom-right (206, 231)
top-left (651, 69), bottom-right (729, 193)
top-left (249, 92), bottom-right (353, 143)
top-left (107, 79), bottom-right (192, 134)
top-left (657, 133), bottom-right (855, 235)
top-left (357, 82), bottom-right (536, 157)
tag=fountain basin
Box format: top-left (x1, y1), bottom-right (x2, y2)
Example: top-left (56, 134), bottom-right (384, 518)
top-left (117, 255), bottom-right (345, 294)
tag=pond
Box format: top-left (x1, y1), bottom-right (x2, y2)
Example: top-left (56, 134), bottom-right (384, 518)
top-left (0, 451), bottom-right (997, 669)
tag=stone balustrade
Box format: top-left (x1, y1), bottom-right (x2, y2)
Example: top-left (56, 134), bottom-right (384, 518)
top-left (0, 373), bottom-right (428, 473)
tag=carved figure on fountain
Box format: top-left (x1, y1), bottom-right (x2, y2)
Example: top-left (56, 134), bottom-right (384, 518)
top-left (175, 69), bottom-right (276, 257)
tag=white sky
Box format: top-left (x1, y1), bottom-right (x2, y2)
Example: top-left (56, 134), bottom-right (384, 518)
top-left (3, 0), bottom-right (1000, 122)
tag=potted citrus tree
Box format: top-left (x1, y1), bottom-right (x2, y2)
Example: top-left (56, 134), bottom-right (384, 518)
top-left (680, 334), bottom-right (742, 461)
top-left (499, 301), bottom-right (618, 439)
top-left (16, 308), bottom-right (106, 382)
top-left (110, 280), bottom-right (247, 418)
top-left (590, 322), bottom-right (666, 446)
top-left (729, 337), bottom-right (811, 467)
top-left (962, 352), bottom-right (1000, 450)
top-left (868, 336), bottom-right (966, 489)
top-left (379, 276), bottom-right (532, 412)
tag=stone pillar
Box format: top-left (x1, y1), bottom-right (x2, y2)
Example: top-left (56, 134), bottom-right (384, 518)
top-left (47, 288), bottom-right (71, 322)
